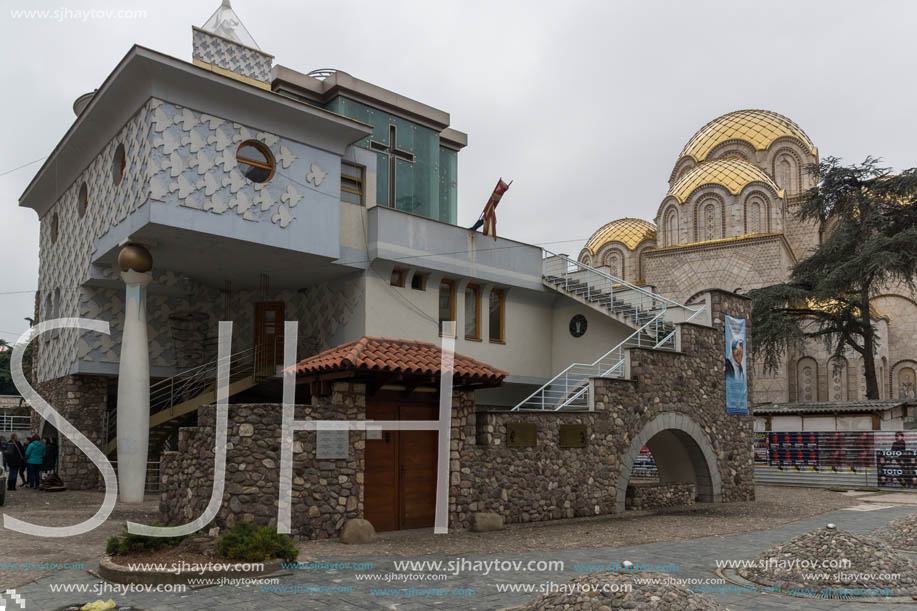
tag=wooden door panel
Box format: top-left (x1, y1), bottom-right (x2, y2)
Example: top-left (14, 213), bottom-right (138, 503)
top-left (254, 301), bottom-right (284, 364)
top-left (400, 430), bottom-right (437, 529)
top-left (399, 404), bottom-right (438, 530)
top-left (364, 404), bottom-right (398, 532)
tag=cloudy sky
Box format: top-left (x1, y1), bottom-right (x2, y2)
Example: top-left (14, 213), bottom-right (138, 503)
top-left (1, 0), bottom-right (915, 343)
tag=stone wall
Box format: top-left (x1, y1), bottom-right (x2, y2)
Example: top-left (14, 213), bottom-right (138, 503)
top-left (159, 291), bottom-right (755, 537)
top-left (454, 289), bottom-right (755, 525)
top-left (31, 374), bottom-right (109, 490)
top-left (625, 482), bottom-right (695, 511)
top-left (160, 384), bottom-right (367, 539)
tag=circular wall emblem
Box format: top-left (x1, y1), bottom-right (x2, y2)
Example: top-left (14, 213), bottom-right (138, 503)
top-left (569, 314), bottom-right (587, 337)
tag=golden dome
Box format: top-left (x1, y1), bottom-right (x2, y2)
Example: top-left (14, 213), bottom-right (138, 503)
top-left (668, 158), bottom-right (784, 204)
top-left (584, 218), bottom-right (657, 254)
top-left (679, 109), bottom-right (816, 163)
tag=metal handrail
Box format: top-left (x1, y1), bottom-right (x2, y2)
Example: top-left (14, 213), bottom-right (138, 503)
top-left (106, 340), bottom-right (279, 444)
top-left (511, 308), bottom-right (670, 411)
top-left (0, 415), bottom-right (31, 432)
top-left (556, 308), bottom-right (704, 410)
top-left (542, 249), bottom-right (701, 312)
top-left (512, 251), bottom-right (707, 412)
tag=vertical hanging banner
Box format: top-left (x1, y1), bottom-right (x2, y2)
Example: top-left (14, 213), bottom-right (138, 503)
top-left (724, 315), bottom-right (748, 414)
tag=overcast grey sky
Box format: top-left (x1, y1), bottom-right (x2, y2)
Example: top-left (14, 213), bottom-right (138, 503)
top-left (1, 0), bottom-right (915, 343)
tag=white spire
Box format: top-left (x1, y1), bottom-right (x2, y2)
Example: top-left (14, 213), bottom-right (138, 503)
top-left (201, 0), bottom-right (260, 50)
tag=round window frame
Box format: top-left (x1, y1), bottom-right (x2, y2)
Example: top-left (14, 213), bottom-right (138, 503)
top-left (236, 140), bottom-right (276, 184)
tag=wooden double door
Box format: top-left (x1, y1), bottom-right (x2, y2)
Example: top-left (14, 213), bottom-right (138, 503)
top-left (364, 400), bottom-right (438, 532)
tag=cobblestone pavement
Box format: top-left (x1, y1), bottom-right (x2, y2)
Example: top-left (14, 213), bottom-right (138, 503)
top-left (9, 503), bottom-right (916, 610)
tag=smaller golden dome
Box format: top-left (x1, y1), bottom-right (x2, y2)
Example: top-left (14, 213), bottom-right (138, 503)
top-left (584, 218), bottom-right (657, 254)
top-left (679, 109), bottom-right (817, 163)
top-left (667, 158), bottom-right (784, 204)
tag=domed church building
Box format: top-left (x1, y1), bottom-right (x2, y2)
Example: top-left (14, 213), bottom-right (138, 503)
top-left (581, 110), bottom-right (917, 406)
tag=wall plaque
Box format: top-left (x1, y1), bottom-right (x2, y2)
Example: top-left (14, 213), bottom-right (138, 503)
top-left (506, 422), bottom-right (537, 448)
top-left (316, 422), bottom-right (349, 459)
top-left (366, 422), bottom-right (382, 441)
top-left (559, 424), bottom-right (588, 448)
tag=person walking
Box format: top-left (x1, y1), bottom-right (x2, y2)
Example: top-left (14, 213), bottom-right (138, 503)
top-left (5, 433), bottom-right (25, 491)
top-left (24, 436), bottom-right (45, 489)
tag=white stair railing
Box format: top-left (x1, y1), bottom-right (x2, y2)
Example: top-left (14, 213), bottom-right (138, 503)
top-left (512, 251), bottom-right (705, 412)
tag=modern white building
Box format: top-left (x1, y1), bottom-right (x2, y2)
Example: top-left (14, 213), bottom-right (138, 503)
top-left (21, 2), bottom-right (705, 497)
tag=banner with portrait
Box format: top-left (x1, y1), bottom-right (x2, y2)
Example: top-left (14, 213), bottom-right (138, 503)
top-left (724, 315), bottom-right (748, 414)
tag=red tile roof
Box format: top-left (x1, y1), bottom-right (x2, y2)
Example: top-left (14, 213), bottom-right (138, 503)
top-left (292, 337), bottom-right (507, 385)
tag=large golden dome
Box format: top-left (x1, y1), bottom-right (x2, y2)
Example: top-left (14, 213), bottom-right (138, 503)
top-left (668, 158), bottom-right (784, 204)
top-left (584, 218), bottom-right (657, 254)
top-left (679, 109), bottom-right (816, 163)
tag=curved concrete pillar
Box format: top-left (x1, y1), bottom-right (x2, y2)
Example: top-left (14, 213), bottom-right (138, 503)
top-left (116, 245), bottom-right (153, 504)
top-left (616, 412), bottom-right (721, 512)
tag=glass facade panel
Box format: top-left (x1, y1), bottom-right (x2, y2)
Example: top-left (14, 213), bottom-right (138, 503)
top-left (324, 96), bottom-right (456, 223)
top-left (439, 147), bottom-right (458, 225)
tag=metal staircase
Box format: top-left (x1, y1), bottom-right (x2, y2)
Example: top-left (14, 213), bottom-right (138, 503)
top-left (512, 251), bottom-right (705, 411)
top-left (104, 343), bottom-right (278, 455)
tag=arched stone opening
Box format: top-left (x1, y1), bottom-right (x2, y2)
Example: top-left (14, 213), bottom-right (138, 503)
top-left (616, 412), bottom-right (721, 512)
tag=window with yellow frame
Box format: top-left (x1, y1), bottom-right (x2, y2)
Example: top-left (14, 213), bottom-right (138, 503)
top-left (465, 284), bottom-right (481, 340)
top-left (341, 161), bottom-right (364, 205)
top-left (489, 288), bottom-right (505, 343)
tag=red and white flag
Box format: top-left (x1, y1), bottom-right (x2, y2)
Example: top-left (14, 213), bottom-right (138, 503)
top-left (471, 178), bottom-right (511, 239)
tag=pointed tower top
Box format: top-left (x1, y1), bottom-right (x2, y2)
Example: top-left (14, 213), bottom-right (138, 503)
top-left (201, 0), bottom-right (260, 50)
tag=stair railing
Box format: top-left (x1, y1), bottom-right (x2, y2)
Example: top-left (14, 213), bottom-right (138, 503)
top-left (105, 339), bottom-right (279, 445)
top-left (542, 250), bottom-right (689, 327)
top-left (510, 251), bottom-right (705, 412)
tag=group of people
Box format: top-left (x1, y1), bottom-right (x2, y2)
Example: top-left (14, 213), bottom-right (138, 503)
top-left (2, 433), bottom-right (58, 491)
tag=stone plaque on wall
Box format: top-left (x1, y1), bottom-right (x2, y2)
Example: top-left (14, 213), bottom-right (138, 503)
top-left (506, 422), bottom-right (537, 448)
top-left (559, 424), bottom-right (588, 448)
top-left (316, 423), bottom-right (349, 459)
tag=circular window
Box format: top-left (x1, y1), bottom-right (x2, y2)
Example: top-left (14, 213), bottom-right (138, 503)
top-left (236, 140), bottom-right (275, 183)
top-left (113, 143), bottom-right (126, 185)
top-left (569, 314), bottom-right (587, 338)
top-left (78, 183), bottom-right (88, 217)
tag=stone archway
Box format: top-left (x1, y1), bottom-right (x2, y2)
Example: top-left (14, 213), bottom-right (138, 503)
top-left (616, 412), bottom-right (722, 512)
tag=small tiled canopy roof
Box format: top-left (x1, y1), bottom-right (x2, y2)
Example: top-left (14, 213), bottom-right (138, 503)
top-left (292, 337), bottom-right (507, 386)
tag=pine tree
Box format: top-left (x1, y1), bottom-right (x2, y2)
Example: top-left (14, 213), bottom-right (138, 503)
top-left (749, 157), bottom-right (917, 399)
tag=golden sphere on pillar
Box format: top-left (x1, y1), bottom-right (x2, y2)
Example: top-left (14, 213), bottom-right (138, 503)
top-left (118, 244), bottom-right (153, 273)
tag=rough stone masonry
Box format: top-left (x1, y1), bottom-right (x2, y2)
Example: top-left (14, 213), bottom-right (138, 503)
top-left (159, 289), bottom-right (755, 537)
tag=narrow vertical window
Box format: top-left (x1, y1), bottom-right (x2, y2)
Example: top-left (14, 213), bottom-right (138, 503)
top-left (489, 288), bottom-right (505, 343)
top-left (341, 161), bottom-right (364, 205)
top-left (465, 284), bottom-right (481, 340)
top-left (51, 213), bottom-right (59, 243)
top-left (78, 183), bottom-right (88, 218)
top-left (411, 273), bottom-right (425, 291)
top-left (438, 279), bottom-right (455, 333)
top-left (113, 143), bottom-right (126, 185)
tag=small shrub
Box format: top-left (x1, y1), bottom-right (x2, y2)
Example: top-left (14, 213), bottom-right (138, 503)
top-left (217, 521), bottom-right (298, 563)
top-left (106, 523), bottom-right (187, 557)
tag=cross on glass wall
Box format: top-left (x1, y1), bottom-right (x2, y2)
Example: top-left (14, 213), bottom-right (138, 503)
top-left (370, 124), bottom-right (415, 207)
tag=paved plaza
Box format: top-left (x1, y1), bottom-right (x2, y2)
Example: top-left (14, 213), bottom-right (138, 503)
top-left (9, 502), bottom-right (915, 611)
